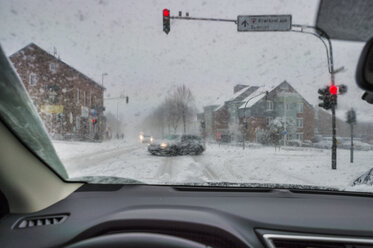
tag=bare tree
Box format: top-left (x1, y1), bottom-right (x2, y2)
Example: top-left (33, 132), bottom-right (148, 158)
top-left (173, 85), bottom-right (195, 133)
top-left (164, 96), bottom-right (180, 133)
top-left (143, 85), bottom-right (196, 136)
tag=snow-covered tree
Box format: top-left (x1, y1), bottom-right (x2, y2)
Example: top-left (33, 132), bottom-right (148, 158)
top-left (257, 117), bottom-right (296, 146)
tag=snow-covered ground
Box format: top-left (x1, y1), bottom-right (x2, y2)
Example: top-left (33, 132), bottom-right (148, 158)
top-left (52, 140), bottom-right (373, 192)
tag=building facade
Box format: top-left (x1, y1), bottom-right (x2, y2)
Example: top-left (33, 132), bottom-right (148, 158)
top-left (10, 43), bottom-right (105, 140)
top-left (201, 81), bottom-right (315, 144)
top-left (238, 81), bottom-right (314, 143)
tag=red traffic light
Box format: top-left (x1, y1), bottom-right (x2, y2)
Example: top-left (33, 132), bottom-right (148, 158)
top-left (329, 85), bottom-right (338, 95)
top-left (163, 9), bottom-right (170, 17)
top-left (92, 119), bottom-right (96, 124)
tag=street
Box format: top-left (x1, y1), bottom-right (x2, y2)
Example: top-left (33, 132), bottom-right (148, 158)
top-left (52, 140), bottom-right (373, 191)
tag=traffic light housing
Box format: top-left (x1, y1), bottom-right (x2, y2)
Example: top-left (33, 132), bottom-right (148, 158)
top-left (346, 109), bottom-right (356, 124)
top-left (92, 118), bottom-right (97, 125)
top-left (126, 96), bottom-right (129, 104)
top-left (339, 84), bottom-right (347, 95)
top-left (318, 87), bottom-right (332, 110)
top-left (163, 9), bottom-right (170, 34)
top-left (318, 84), bottom-right (345, 110)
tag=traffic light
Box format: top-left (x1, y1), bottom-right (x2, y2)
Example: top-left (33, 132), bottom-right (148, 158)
top-left (346, 109), bottom-right (356, 124)
top-left (339, 84), bottom-right (347, 95)
top-left (163, 9), bottom-right (170, 34)
top-left (92, 118), bottom-right (97, 125)
top-left (329, 85), bottom-right (338, 95)
top-left (318, 87), bottom-right (332, 110)
top-left (126, 96), bottom-right (129, 104)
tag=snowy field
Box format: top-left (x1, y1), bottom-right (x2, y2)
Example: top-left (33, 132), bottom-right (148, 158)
top-left (52, 140), bottom-right (373, 192)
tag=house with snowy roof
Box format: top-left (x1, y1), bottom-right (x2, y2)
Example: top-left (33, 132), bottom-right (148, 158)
top-left (202, 81), bottom-right (315, 143)
top-left (9, 43), bottom-right (105, 141)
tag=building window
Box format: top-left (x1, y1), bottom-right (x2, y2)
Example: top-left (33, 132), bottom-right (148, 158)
top-left (296, 118), bottom-right (303, 128)
top-left (297, 103), bottom-right (303, 113)
top-left (49, 63), bottom-right (56, 73)
top-left (76, 88), bottom-right (80, 104)
top-left (76, 116), bottom-right (80, 131)
top-left (266, 116), bottom-right (273, 126)
top-left (296, 133), bottom-right (303, 141)
top-left (266, 100), bottom-right (273, 111)
top-left (89, 92), bottom-right (92, 106)
top-left (83, 91), bottom-right (86, 106)
top-left (29, 73), bottom-right (37, 86)
top-left (285, 103), bottom-right (291, 111)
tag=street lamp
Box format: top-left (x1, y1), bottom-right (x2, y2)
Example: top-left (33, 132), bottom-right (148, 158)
top-left (116, 97), bottom-right (125, 138)
top-left (101, 73), bottom-right (108, 87)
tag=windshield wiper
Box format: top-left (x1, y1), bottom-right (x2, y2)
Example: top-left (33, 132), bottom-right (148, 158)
top-left (67, 176), bottom-right (145, 185)
top-left (173, 182), bottom-right (339, 192)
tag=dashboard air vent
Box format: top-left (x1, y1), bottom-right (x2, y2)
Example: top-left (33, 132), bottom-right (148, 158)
top-left (16, 214), bottom-right (68, 229)
top-left (262, 233), bottom-right (373, 248)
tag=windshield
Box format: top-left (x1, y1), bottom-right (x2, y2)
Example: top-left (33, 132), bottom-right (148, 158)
top-left (164, 135), bottom-right (180, 140)
top-left (1, 0), bottom-right (373, 192)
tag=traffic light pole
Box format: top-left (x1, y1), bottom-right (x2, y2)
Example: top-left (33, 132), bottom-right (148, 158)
top-left (292, 25), bottom-right (338, 170)
top-left (170, 16), bottom-right (237, 24)
top-left (331, 102), bottom-right (337, 169)
top-left (329, 43), bottom-right (337, 170)
top-left (350, 123), bottom-right (354, 163)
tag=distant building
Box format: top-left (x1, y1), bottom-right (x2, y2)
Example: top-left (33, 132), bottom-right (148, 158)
top-left (10, 43), bottom-right (105, 140)
top-left (238, 81), bottom-right (314, 143)
top-left (201, 81), bottom-right (315, 143)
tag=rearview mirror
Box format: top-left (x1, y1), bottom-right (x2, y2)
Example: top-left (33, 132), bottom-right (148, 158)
top-left (356, 36), bottom-right (373, 92)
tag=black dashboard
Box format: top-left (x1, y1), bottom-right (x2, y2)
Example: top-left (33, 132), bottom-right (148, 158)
top-left (2, 184), bottom-right (373, 248)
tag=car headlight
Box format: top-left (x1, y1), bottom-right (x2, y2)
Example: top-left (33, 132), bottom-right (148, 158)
top-left (160, 142), bottom-right (168, 149)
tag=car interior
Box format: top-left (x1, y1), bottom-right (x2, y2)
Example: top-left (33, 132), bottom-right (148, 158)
top-left (2, 1), bottom-right (373, 248)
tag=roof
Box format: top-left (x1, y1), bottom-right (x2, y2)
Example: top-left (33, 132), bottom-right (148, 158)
top-left (214, 86), bottom-right (252, 111)
top-left (239, 85), bottom-right (275, 109)
top-left (227, 86), bottom-right (251, 101)
top-left (238, 81), bottom-right (314, 109)
top-left (10, 43), bottom-right (105, 90)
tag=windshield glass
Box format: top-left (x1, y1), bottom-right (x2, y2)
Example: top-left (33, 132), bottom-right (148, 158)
top-left (165, 135), bottom-right (180, 140)
top-left (1, 0), bottom-right (373, 192)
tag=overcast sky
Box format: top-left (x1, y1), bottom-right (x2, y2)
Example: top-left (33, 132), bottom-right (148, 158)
top-left (0, 0), bottom-right (370, 132)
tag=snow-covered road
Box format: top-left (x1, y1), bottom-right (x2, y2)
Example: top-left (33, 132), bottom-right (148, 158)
top-left (52, 140), bottom-right (373, 191)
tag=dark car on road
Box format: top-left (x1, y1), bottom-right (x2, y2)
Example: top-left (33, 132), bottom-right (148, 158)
top-left (148, 134), bottom-right (205, 156)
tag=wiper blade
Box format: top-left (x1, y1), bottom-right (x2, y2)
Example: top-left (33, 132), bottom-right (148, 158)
top-left (67, 176), bottom-right (145, 185)
top-left (174, 182), bottom-right (339, 191)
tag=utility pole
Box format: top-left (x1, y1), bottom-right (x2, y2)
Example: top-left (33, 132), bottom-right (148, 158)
top-left (283, 96), bottom-right (287, 146)
top-left (331, 100), bottom-right (337, 169)
top-left (350, 122), bottom-right (354, 163)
